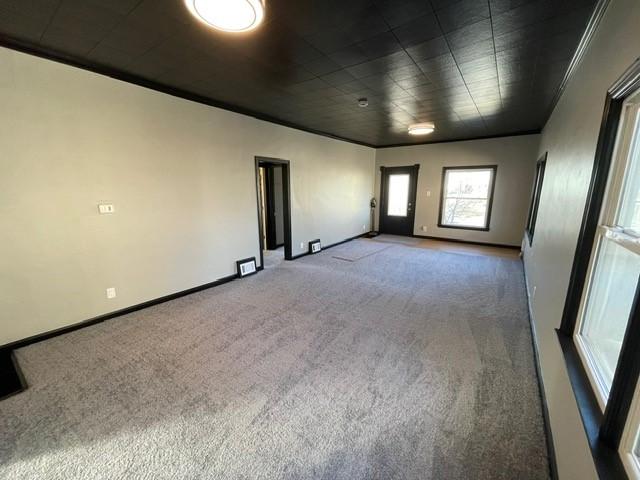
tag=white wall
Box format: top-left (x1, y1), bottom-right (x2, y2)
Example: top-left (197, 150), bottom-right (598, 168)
top-left (375, 135), bottom-right (540, 246)
top-left (522, 0), bottom-right (640, 478)
top-left (0, 47), bottom-right (375, 346)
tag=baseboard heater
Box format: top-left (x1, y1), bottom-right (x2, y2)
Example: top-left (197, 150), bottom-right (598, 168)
top-left (309, 239), bottom-right (322, 254)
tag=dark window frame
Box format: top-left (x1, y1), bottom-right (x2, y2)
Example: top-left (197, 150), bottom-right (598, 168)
top-left (558, 58), bottom-right (640, 479)
top-left (438, 165), bottom-right (497, 231)
top-left (526, 153), bottom-right (548, 246)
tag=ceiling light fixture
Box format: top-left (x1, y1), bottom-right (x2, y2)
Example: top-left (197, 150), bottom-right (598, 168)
top-left (408, 122), bottom-right (435, 135)
top-left (185, 0), bottom-right (265, 32)
top-left (358, 98), bottom-right (369, 107)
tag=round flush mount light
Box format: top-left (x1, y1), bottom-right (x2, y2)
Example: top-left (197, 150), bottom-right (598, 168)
top-left (185, 0), bottom-right (265, 32)
top-left (358, 98), bottom-right (369, 107)
top-left (408, 122), bottom-right (435, 135)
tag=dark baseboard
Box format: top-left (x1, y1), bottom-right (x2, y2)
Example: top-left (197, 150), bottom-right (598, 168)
top-left (522, 260), bottom-right (559, 480)
top-left (0, 269), bottom-right (260, 399)
top-left (289, 232), bottom-right (368, 260)
top-left (411, 233), bottom-right (521, 250)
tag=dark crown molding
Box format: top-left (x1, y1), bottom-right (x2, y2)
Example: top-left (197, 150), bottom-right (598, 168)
top-left (543, 0), bottom-right (611, 125)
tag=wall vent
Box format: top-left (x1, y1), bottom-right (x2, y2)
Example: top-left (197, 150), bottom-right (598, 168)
top-left (309, 239), bottom-right (322, 254)
top-left (236, 257), bottom-right (257, 278)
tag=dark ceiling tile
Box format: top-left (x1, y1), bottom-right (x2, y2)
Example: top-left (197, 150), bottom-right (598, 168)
top-left (417, 53), bottom-right (457, 74)
top-left (387, 64), bottom-right (423, 81)
top-left (90, 0), bottom-right (140, 16)
top-left (345, 51), bottom-right (414, 78)
top-left (436, 0), bottom-right (491, 34)
top-left (283, 77), bottom-right (331, 94)
top-left (328, 45), bottom-right (370, 68)
top-left (301, 56), bottom-right (342, 76)
top-left (319, 69), bottom-right (357, 87)
top-left (394, 74), bottom-right (432, 90)
top-left (489, 0), bottom-right (538, 16)
top-left (339, 10), bottom-right (391, 44)
top-left (451, 39), bottom-right (495, 64)
top-left (458, 55), bottom-right (497, 75)
top-left (87, 43), bottom-right (135, 68)
top-left (356, 31), bottom-right (403, 60)
top-left (492, 0), bottom-right (564, 37)
top-left (424, 68), bottom-right (466, 88)
top-left (0, 0), bottom-right (58, 42)
top-left (374, 0), bottom-right (433, 28)
top-left (392, 13), bottom-right (442, 48)
top-left (446, 19), bottom-right (493, 51)
top-left (45, 0), bottom-right (126, 42)
top-left (405, 36), bottom-right (450, 63)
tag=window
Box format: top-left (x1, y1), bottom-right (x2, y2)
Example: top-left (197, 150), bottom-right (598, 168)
top-left (559, 60), bottom-right (640, 479)
top-left (387, 173), bottom-right (410, 216)
top-left (526, 153), bottom-right (547, 245)
top-left (575, 90), bottom-right (640, 407)
top-left (438, 165), bottom-right (496, 230)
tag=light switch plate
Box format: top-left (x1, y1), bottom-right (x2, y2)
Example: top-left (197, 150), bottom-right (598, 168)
top-left (106, 287), bottom-right (116, 299)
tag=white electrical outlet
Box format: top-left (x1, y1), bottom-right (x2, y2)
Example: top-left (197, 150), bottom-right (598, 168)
top-left (532, 285), bottom-right (537, 299)
top-left (426, 190), bottom-right (431, 197)
top-left (300, 242), bottom-right (305, 249)
top-left (421, 225), bottom-right (427, 232)
top-left (106, 287), bottom-right (116, 299)
top-left (362, 224), bottom-right (366, 231)
top-left (98, 204), bottom-right (115, 214)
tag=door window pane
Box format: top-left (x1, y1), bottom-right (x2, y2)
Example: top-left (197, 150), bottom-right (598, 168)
top-left (440, 167), bottom-right (495, 229)
top-left (580, 239), bottom-right (640, 395)
top-left (387, 174), bottom-right (409, 216)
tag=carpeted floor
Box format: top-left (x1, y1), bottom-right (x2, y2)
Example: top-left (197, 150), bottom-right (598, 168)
top-left (0, 239), bottom-right (549, 480)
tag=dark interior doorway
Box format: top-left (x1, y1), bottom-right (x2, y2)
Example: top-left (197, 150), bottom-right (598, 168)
top-left (255, 157), bottom-right (292, 266)
top-left (379, 165), bottom-right (419, 236)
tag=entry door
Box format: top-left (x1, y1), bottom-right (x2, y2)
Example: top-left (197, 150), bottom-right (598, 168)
top-left (379, 165), bottom-right (419, 236)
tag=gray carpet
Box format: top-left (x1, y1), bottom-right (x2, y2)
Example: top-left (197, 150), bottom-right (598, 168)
top-left (331, 241), bottom-right (390, 261)
top-left (0, 239), bottom-right (549, 480)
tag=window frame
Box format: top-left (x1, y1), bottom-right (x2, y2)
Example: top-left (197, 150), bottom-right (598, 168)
top-left (558, 58), bottom-right (640, 479)
top-left (574, 93), bottom-right (640, 412)
top-left (620, 380), bottom-right (640, 478)
top-left (526, 153), bottom-right (547, 245)
top-left (437, 165), bottom-right (497, 231)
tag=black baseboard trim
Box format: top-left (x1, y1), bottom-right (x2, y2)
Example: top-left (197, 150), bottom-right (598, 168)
top-left (0, 269), bottom-right (260, 399)
top-left (411, 233), bottom-right (521, 250)
top-left (289, 233), bottom-right (368, 260)
top-left (522, 260), bottom-right (559, 480)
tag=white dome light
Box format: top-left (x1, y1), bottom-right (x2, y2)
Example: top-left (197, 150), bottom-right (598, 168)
top-left (408, 122), bottom-right (435, 135)
top-left (185, 0), bottom-right (265, 32)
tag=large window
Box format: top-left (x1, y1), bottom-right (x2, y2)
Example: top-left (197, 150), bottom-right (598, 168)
top-left (438, 165), bottom-right (497, 231)
top-left (575, 90), bottom-right (640, 407)
top-left (559, 61), bottom-right (640, 479)
top-left (526, 153), bottom-right (547, 245)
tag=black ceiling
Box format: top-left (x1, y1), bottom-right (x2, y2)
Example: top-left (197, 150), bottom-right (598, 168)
top-left (0, 0), bottom-right (597, 147)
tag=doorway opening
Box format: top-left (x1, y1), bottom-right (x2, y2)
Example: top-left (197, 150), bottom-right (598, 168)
top-left (379, 164), bottom-right (419, 236)
top-left (255, 157), bottom-right (292, 268)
